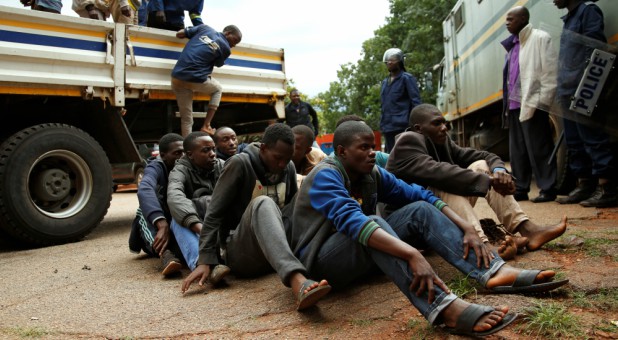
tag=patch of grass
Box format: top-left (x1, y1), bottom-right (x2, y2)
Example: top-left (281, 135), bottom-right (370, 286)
top-left (569, 288), bottom-right (618, 311)
top-left (596, 319), bottom-right (617, 333)
top-left (446, 273), bottom-right (478, 298)
top-left (551, 270), bottom-right (568, 282)
top-left (350, 318), bottom-right (373, 327)
top-left (543, 238), bottom-right (579, 254)
top-left (570, 232), bottom-right (617, 257)
top-left (518, 302), bottom-right (583, 339)
top-left (592, 288), bottom-right (618, 311)
top-left (6, 326), bottom-right (50, 338)
top-left (405, 319), bottom-right (435, 338)
top-left (547, 232), bottom-right (618, 257)
top-left (569, 290), bottom-right (594, 309)
top-left (406, 318), bottom-right (422, 330)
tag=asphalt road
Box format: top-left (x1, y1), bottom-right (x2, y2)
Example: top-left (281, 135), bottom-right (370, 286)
top-left (0, 185), bottom-right (616, 339)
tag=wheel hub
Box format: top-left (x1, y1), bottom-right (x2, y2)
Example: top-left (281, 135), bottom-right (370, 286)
top-left (32, 169), bottom-right (71, 201)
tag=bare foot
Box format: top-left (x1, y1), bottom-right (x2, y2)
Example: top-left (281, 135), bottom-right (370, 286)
top-left (441, 298), bottom-right (509, 333)
top-left (497, 236), bottom-right (517, 260)
top-left (485, 265), bottom-right (555, 289)
top-left (289, 273), bottom-right (330, 298)
top-left (201, 125), bottom-right (216, 136)
top-left (517, 215), bottom-right (567, 251)
top-left (513, 236), bottom-right (529, 249)
top-left (299, 279), bottom-right (330, 295)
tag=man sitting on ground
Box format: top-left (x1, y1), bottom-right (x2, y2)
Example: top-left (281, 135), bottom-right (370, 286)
top-left (129, 133), bottom-right (185, 276)
top-left (289, 120), bottom-right (568, 336)
top-left (386, 104), bottom-right (567, 260)
top-left (213, 126), bottom-right (247, 161)
top-left (167, 131), bottom-right (229, 282)
top-left (291, 125), bottom-right (327, 187)
top-left (182, 123), bottom-right (331, 310)
top-left (330, 115), bottom-right (390, 168)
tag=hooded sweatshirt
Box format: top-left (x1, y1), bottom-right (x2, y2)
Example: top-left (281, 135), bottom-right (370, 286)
top-left (196, 142), bottom-right (298, 266)
top-left (167, 156), bottom-right (224, 229)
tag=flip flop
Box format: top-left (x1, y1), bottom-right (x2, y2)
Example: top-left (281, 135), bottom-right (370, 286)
top-left (488, 269), bottom-right (569, 294)
top-left (443, 304), bottom-right (518, 337)
top-left (296, 279), bottom-right (331, 311)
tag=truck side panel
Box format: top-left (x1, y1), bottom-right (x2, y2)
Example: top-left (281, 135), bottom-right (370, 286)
top-left (0, 5), bottom-right (288, 246)
top-left (0, 7), bottom-right (116, 98)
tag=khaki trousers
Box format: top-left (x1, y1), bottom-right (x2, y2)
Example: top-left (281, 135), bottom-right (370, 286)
top-left (171, 76), bottom-right (223, 137)
top-left (428, 160), bottom-right (528, 242)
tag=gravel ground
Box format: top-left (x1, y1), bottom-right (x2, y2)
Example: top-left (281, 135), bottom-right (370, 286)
top-left (0, 185), bottom-right (617, 339)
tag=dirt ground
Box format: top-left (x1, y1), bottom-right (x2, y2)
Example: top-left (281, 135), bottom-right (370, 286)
top-left (0, 185), bottom-right (617, 339)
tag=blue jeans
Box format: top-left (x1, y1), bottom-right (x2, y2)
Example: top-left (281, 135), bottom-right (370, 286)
top-left (170, 219), bottom-right (200, 271)
top-left (308, 201), bottom-right (505, 325)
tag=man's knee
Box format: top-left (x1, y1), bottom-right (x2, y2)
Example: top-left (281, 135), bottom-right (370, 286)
top-left (398, 200), bottom-right (435, 216)
top-left (469, 160), bottom-right (490, 174)
top-left (250, 196), bottom-right (279, 211)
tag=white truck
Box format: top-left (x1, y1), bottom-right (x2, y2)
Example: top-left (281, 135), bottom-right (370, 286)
top-left (435, 0), bottom-right (618, 192)
top-left (0, 5), bottom-right (287, 246)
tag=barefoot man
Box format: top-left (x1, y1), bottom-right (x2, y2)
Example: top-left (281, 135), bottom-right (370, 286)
top-left (387, 104), bottom-right (567, 260)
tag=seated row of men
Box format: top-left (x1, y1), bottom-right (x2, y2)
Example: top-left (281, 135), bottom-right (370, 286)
top-left (128, 104), bottom-right (568, 337)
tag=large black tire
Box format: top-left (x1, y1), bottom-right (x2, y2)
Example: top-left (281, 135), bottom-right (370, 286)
top-left (0, 124), bottom-right (113, 246)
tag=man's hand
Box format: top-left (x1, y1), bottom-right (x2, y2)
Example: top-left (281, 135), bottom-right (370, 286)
top-left (120, 5), bottom-right (131, 17)
top-left (407, 250), bottom-right (450, 303)
top-left (190, 222), bottom-right (202, 235)
top-left (176, 29), bottom-right (187, 39)
top-left (462, 230), bottom-right (494, 268)
top-left (181, 264), bottom-right (211, 294)
top-left (152, 220), bottom-right (171, 256)
top-left (491, 171), bottom-right (516, 196)
top-left (155, 10), bottom-right (166, 23)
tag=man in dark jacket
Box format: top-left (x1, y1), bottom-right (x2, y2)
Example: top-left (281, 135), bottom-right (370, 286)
top-left (129, 133), bottom-right (185, 276)
top-left (172, 24), bottom-right (242, 136)
top-left (284, 89), bottom-right (319, 135)
top-left (167, 132), bottom-right (228, 281)
top-left (386, 104), bottom-right (567, 257)
top-left (182, 124), bottom-right (331, 311)
top-left (289, 120), bottom-right (566, 336)
top-left (380, 48), bottom-right (422, 153)
top-left (553, 0), bottom-right (617, 208)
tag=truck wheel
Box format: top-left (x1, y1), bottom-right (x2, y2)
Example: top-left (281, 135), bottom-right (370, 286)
top-left (134, 166), bottom-right (144, 186)
top-left (550, 115), bottom-right (576, 195)
top-left (0, 124), bottom-right (112, 246)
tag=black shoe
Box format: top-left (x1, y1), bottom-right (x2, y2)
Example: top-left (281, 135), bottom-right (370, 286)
top-left (556, 178), bottom-right (595, 204)
top-left (513, 192), bottom-right (529, 201)
top-left (161, 250), bottom-right (182, 276)
top-left (579, 183), bottom-right (618, 208)
top-left (531, 192), bottom-right (557, 203)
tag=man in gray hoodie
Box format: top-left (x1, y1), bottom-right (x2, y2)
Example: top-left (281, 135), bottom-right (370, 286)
top-left (167, 131), bottom-right (228, 281)
top-left (181, 123), bottom-right (331, 310)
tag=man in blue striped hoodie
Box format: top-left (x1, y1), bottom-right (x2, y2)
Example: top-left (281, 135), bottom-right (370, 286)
top-left (289, 120), bottom-right (568, 336)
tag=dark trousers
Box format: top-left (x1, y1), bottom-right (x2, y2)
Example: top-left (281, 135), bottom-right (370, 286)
top-left (508, 108), bottom-right (557, 194)
top-left (383, 130), bottom-right (403, 153)
top-left (563, 117), bottom-right (614, 180)
top-left (147, 13), bottom-right (184, 32)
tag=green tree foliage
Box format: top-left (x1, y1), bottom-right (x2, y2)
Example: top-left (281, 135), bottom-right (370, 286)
top-left (314, 0), bottom-right (457, 134)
